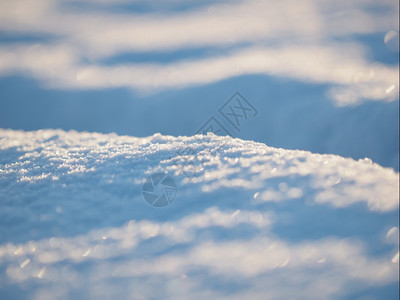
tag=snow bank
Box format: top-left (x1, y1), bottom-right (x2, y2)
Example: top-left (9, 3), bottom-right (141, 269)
top-left (0, 129), bottom-right (398, 299)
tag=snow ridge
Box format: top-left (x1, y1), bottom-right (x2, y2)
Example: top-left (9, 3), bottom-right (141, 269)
top-left (0, 129), bottom-right (398, 299)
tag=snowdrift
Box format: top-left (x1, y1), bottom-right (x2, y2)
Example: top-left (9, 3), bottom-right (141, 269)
top-left (0, 129), bottom-right (398, 299)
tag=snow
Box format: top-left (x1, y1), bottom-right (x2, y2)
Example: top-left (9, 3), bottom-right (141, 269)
top-left (0, 0), bottom-right (398, 105)
top-left (0, 129), bottom-right (398, 299)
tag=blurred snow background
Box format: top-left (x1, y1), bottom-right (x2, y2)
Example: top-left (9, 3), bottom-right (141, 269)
top-left (0, 0), bottom-right (399, 299)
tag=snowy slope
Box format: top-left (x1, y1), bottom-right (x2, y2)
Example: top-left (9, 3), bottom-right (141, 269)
top-left (0, 129), bottom-right (399, 300)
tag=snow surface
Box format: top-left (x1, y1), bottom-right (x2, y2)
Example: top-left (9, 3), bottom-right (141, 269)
top-left (0, 129), bottom-right (399, 299)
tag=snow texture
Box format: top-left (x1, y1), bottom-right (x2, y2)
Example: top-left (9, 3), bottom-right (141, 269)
top-left (0, 129), bottom-right (399, 299)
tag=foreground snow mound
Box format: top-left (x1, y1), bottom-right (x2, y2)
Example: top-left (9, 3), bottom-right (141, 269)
top-left (0, 129), bottom-right (398, 300)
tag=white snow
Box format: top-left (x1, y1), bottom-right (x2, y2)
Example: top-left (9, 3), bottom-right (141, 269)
top-left (0, 0), bottom-right (398, 104)
top-left (0, 129), bottom-right (399, 299)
